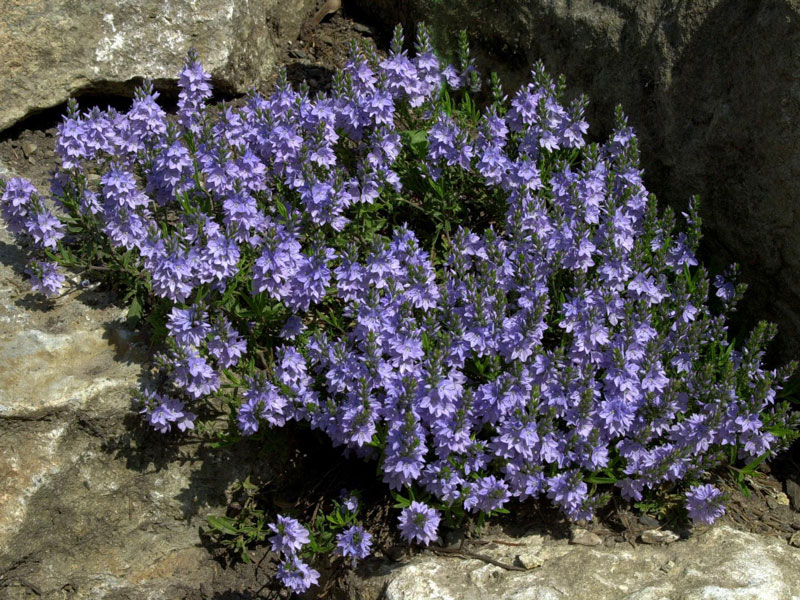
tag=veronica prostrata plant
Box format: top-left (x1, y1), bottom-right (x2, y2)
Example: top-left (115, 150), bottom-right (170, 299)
top-left (2, 26), bottom-right (798, 595)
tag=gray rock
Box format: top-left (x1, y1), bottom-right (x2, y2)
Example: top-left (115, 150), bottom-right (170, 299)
top-left (0, 207), bottom-right (276, 597)
top-left (352, 23), bottom-right (375, 36)
top-left (640, 529), bottom-right (680, 545)
top-left (20, 142), bottom-right (37, 158)
top-left (570, 528), bottom-right (602, 547)
top-left (0, 0), bottom-right (316, 131)
top-left (350, 0), bottom-right (800, 362)
top-left (514, 550), bottom-right (543, 570)
top-left (356, 526), bottom-right (800, 600)
top-left (638, 514), bottom-right (661, 528)
top-left (785, 479), bottom-right (800, 512)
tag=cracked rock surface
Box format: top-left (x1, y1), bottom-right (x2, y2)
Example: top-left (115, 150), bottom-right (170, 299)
top-left (0, 0), bottom-right (316, 131)
top-left (342, 525), bottom-right (800, 600)
top-left (0, 205), bottom-right (277, 599)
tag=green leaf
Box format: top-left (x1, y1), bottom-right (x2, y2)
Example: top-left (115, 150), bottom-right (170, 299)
top-left (275, 198), bottom-right (288, 220)
top-left (208, 515), bottom-right (239, 536)
top-left (127, 296), bottom-right (143, 321)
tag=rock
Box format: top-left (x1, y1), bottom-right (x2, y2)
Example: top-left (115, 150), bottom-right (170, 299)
top-left (352, 23), bottom-right (375, 36)
top-left (359, 526), bottom-right (800, 600)
top-left (792, 514), bottom-right (800, 531)
top-left (20, 142), bottom-right (37, 158)
top-left (767, 494), bottom-right (790, 510)
top-left (0, 184), bottom-right (278, 597)
top-left (570, 528), bottom-right (602, 547)
top-left (514, 550), bottom-right (543, 570)
top-left (640, 529), bottom-right (680, 545)
top-left (289, 47), bottom-right (309, 60)
top-left (0, 0), bottom-right (317, 132)
top-left (785, 479), bottom-right (800, 512)
top-left (349, 0), bottom-right (800, 363)
top-left (638, 514), bottom-right (661, 528)
top-left (790, 532), bottom-right (800, 548)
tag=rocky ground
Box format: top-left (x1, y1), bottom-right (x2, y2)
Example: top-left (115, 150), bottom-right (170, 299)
top-left (1, 5), bottom-right (799, 599)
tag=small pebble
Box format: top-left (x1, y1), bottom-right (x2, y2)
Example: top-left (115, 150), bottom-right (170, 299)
top-left (570, 528), bottom-right (602, 547)
top-left (21, 141), bottom-right (37, 157)
top-left (638, 514), bottom-right (661, 528)
top-left (640, 529), bottom-right (680, 545)
top-left (660, 560), bottom-right (676, 573)
top-left (352, 23), bottom-right (374, 36)
top-left (790, 531), bottom-right (800, 548)
top-left (785, 479), bottom-right (800, 512)
top-left (775, 492), bottom-right (791, 507)
top-left (386, 545), bottom-right (410, 562)
top-left (318, 33), bottom-right (333, 45)
top-left (439, 527), bottom-right (465, 550)
top-left (289, 48), bottom-right (308, 60)
top-left (514, 552), bottom-right (543, 570)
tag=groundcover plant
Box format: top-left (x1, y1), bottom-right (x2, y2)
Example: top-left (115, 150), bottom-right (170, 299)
top-left (2, 25), bottom-right (798, 594)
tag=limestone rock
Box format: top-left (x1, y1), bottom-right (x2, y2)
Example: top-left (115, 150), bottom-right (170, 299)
top-left (0, 199), bottom-right (276, 597)
top-left (785, 478), bottom-right (800, 512)
top-left (569, 528), bottom-right (603, 547)
top-left (0, 0), bottom-right (316, 131)
top-left (640, 529), bottom-right (680, 545)
top-left (350, 526), bottom-right (800, 600)
top-left (350, 0), bottom-right (800, 362)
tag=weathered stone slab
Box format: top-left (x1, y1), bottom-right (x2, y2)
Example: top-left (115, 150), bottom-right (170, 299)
top-left (0, 180), bottom-right (274, 597)
top-left (0, 0), bottom-right (316, 131)
top-left (345, 525), bottom-right (800, 600)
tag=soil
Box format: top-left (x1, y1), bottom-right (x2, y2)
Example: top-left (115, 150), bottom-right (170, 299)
top-left (1, 4), bottom-right (799, 599)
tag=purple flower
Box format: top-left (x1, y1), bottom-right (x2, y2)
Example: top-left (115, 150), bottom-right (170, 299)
top-left (166, 306), bottom-right (210, 348)
top-left (177, 49), bottom-right (212, 133)
top-left (339, 490), bottom-right (360, 514)
top-left (170, 348), bottom-right (220, 399)
top-left (280, 315), bottom-right (306, 340)
top-left (268, 514), bottom-right (310, 555)
top-left (335, 525), bottom-right (372, 563)
top-left (546, 471), bottom-right (590, 521)
top-left (714, 274), bottom-right (736, 304)
top-left (144, 238), bottom-right (197, 303)
top-left (127, 81), bottom-right (167, 147)
top-left (463, 475), bottom-right (511, 513)
top-left (55, 113), bottom-right (88, 169)
top-left (276, 555), bottom-right (320, 594)
top-left (206, 319), bottom-right (247, 369)
top-left (237, 375), bottom-right (289, 434)
top-left (25, 209), bottom-right (65, 250)
top-left (26, 259), bottom-right (65, 298)
top-left (140, 390), bottom-right (196, 434)
top-left (1, 177), bottom-right (37, 235)
top-left (685, 484), bottom-right (726, 525)
top-left (397, 501), bottom-right (440, 546)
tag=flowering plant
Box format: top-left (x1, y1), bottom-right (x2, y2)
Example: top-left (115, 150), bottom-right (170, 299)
top-left (2, 25), bottom-right (797, 594)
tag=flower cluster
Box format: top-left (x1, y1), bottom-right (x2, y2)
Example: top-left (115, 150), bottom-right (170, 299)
top-left (1, 177), bottom-right (65, 296)
top-left (2, 24), bottom-right (797, 594)
top-left (268, 515), bottom-right (319, 593)
top-left (398, 501), bottom-right (441, 545)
